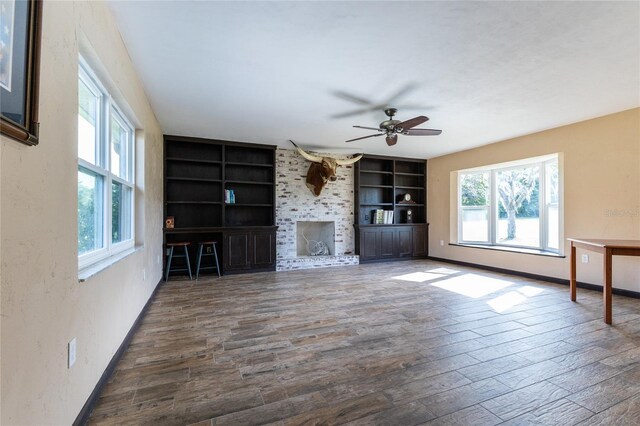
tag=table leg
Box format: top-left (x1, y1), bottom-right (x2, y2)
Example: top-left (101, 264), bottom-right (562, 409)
top-left (570, 242), bottom-right (577, 301)
top-left (604, 248), bottom-right (613, 324)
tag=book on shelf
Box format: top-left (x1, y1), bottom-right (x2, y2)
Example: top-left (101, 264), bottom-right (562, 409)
top-left (383, 210), bottom-right (394, 224)
top-left (372, 209), bottom-right (394, 224)
top-left (373, 209), bottom-right (384, 224)
top-left (225, 189), bottom-right (236, 204)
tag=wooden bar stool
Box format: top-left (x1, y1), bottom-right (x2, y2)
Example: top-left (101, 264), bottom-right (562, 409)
top-left (164, 242), bottom-right (193, 281)
top-left (195, 241), bottom-right (221, 279)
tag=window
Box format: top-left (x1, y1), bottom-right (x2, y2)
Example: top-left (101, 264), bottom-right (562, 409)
top-left (78, 58), bottom-right (134, 269)
top-left (458, 155), bottom-right (561, 253)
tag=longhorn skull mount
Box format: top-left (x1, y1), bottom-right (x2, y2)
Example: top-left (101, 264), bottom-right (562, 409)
top-left (289, 140), bottom-right (363, 197)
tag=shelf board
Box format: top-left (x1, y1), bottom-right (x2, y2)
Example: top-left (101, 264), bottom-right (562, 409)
top-left (360, 184), bottom-right (393, 188)
top-left (395, 172), bottom-right (425, 177)
top-left (360, 203), bottom-right (393, 206)
top-left (226, 162), bottom-right (274, 168)
top-left (164, 227), bottom-right (224, 233)
top-left (166, 157), bottom-right (222, 165)
top-left (225, 180), bottom-right (274, 186)
top-left (166, 177), bottom-right (222, 183)
top-left (360, 170), bottom-right (393, 175)
top-left (395, 185), bottom-right (424, 190)
top-left (225, 203), bottom-right (273, 207)
top-left (166, 201), bottom-right (222, 205)
top-left (395, 203), bottom-right (425, 207)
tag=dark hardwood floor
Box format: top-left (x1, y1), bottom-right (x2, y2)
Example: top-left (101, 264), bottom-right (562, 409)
top-left (88, 260), bottom-right (640, 425)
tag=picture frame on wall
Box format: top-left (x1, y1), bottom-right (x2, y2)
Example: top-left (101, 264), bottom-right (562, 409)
top-left (0, 0), bottom-right (42, 146)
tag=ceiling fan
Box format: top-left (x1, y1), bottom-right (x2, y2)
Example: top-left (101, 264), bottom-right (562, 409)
top-left (346, 108), bottom-right (442, 146)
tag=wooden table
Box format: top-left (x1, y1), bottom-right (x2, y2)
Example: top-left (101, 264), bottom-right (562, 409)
top-left (569, 238), bottom-right (640, 324)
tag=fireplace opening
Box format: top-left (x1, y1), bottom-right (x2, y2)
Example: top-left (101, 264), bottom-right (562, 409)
top-left (296, 221), bottom-right (335, 256)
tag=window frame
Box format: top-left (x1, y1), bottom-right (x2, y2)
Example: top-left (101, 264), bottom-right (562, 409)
top-left (457, 155), bottom-right (561, 254)
top-left (78, 57), bottom-right (135, 270)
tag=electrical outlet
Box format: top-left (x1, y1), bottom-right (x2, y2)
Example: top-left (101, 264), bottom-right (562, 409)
top-left (68, 338), bottom-right (77, 368)
top-left (157, 255), bottom-right (161, 265)
top-left (143, 268), bottom-right (146, 281)
top-left (440, 240), bottom-right (444, 246)
top-left (581, 254), bottom-right (589, 263)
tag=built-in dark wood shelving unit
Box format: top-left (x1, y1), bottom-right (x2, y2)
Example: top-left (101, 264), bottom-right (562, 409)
top-left (163, 135), bottom-right (277, 275)
top-left (354, 154), bottom-right (428, 263)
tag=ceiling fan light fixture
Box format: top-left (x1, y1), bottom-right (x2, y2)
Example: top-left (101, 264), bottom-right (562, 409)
top-left (346, 107), bottom-right (442, 146)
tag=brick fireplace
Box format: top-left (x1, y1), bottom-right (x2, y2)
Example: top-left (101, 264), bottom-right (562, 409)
top-left (275, 148), bottom-right (359, 270)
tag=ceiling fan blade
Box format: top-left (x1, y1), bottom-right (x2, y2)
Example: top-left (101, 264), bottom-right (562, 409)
top-left (332, 90), bottom-right (374, 106)
top-left (396, 116), bottom-right (429, 131)
top-left (386, 134), bottom-right (398, 146)
top-left (346, 133), bottom-right (385, 143)
top-left (331, 107), bottom-right (380, 119)
top-left (385, 82), bottom-right (419, 105)
top-left (404, 128), bottom-right (442, 136)
top-left (353, 125), bottom-right (383, 131)
top-left (395, 103), bottom-right (433, 111)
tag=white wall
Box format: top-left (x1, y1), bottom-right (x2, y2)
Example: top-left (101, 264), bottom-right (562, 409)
top-left (428, 108), bottom-right (640, 291)
top-left (0, 2), bottom-right (163, 424)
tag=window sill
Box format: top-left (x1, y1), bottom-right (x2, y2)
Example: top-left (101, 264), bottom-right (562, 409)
top-left (450, 243), bottom-right (565, 258)
top-left (78, 245), bottom-right (143, 282)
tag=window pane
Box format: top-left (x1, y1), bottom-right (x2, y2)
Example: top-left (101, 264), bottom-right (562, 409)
top-left (497, 166), bottom-right (540, 247)
top-left (461, 172), bottom-right (489, 206)
top-left (462, 207), bottom-right (489, 242)
top-left (78, 78), bottom-right (99, 164)
top-left (78, 168), bottom-right (104, 254)
top-left (110, 113), bottom-right (131, 180)
top-left (112, 181), bottom-right (132, 244)
top-left (546, 161), bottom-right (559, 249)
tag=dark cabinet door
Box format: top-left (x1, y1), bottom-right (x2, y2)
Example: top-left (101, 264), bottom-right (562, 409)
top-left (397, 228), bottom-right (413, 257)
top-left (224, 232), bottom-right (251, 271)
top-left (252, 230), bottom-right (275, 268)
top-left (380, 228), bottom-right (396, 258)
top-left (412, 226), bottom-right (427, 257)
top-left (360, 228), bottom-right (380, 261)
top-left (357, 224), bottom-right (428, 263)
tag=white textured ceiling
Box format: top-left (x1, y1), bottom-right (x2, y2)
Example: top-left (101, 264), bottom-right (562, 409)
top-left (108, 1), bottom-right (639, 159)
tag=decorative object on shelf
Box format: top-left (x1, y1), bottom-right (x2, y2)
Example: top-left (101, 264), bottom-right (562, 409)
top-left (165, 216), bottom-right (175, 229)
top-left (302, 232), bottom-right (330, 256)
top-left (346, 108), bottom-right (442, 147)
top-left (0, 0), bottom-right (42, 146)
top-left (405, 209), bottom-right (413, 224)
top-left (290, 140), bottom-right (363, 197)
top-left (397, 193), bottom-right (416, 204)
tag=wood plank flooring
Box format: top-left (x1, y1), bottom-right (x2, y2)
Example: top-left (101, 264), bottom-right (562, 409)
top-left (88, 260), bottom-right (640, 425)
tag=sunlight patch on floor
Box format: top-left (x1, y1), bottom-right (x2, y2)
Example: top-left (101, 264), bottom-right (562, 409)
top-left (518, 285), bottom-right (545, 297)
top-left (391, 271), bottom-right (449, 283)
top-left (488, 291), bottom-right (528, 313)
top-left (430, 274), bottom-right (513, 298)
